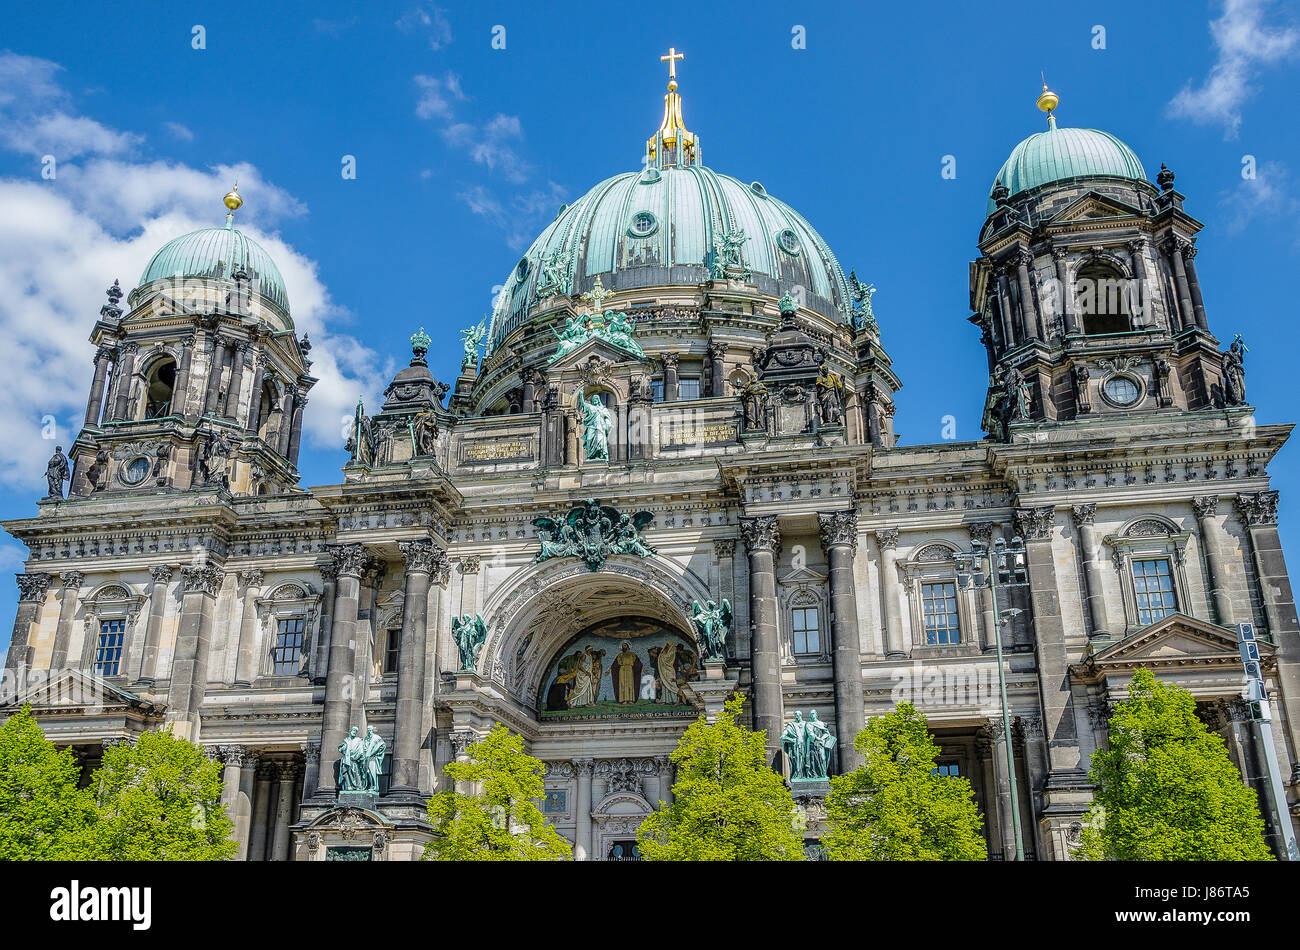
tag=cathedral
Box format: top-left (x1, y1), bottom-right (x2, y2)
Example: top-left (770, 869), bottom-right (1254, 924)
top-left (4, 60), bottom-right (1298, 862)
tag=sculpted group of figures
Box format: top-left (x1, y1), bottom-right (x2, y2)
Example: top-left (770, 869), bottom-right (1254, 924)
top-left (337, 725), bottom-right (386, 794)
top-left (782, 710), bottom-right (837, 782)
top-left (546, 635), bottom-right (699, 713)
top-left (534, 500), bottom-right (656, 572)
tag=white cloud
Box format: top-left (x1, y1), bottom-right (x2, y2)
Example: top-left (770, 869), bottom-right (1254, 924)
top-left (459, 180), bottom-right (567, 252)
top-left (1219, 160), bottom-right (1300, 234)
top-left (0, 51), bottom-right (387, 492)
top-left (442, 113), bottom-right (530, 183)
top-left (414, 72), bottom-right (466, 120)
top-left (1168, 0), bottom-right (1299, 138)
top-left (396, 5), bottom-right (452, 50)
top-left (163, 121), bottom-right (193, 142)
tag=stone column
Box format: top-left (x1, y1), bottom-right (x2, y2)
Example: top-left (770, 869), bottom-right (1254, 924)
top-left (136, 565), bottom-right (172, 684)
top-left (996, 267), bottom-right (1017, 348)
top-left (574, 758), bottom-right (594, 861)
top-left (390, 539), bottom-right (443, 797)
top-left (708, 340), bottom-right (727, 396)
top-left (1183, 244), bottom-right (1209, 330)
top-left (1071, 504), bottom-right (1109, 638)
top-left (173, 332), bottom-right (195, 418)
top-left (110, 342), bottom-right (138, 421)
top-left (1014, 506), bottom-right (1086, 780)
top-left (84, 347), bottom-right (113, 427)
top-left (288, 395), bottom-right (307, 466)
top-left (1167, 238), bottom-right (1196, 331)
top-left (222, 343), bottom-right (247, 421)
top-left (982, 718), bottom-right (1018, 860)
top-left (740, 516), bottom-right (784, 766)
top-left (876, 530), bottom-right (907, 657)
top-left (233, 749), bottom-right (258, 860)
top-left (218, 745), bottom-right (245, 841)
top-left (7, 574), bottom-right (50, 670)
top-left (1052, 248), bottom-right (1078, 335)
top-left (277, 386), bottom-right (297, 458)
top-left (521, 368), bottom-right (537, 412)
top-left (244, 356), bottom-right (266, 435)
top-left (1193, 496), bottom-right (1235, 626)
top-left (662, 353), bottom-right (679, 402)
top-left (969, 523), bottom-right (998, 652)
top-left (655, 754), bottom-right (674, 806)
top-left (317, 543), bottom-right (368, 795)
top-left (300, 742), bottom-right (320, 801)
top-left (248, 760), bottom-right (275, 861)
top-left (819, 511), bottom-right (865, 770)
top-left (166, 565), bottom-right (225, 742)
top-left (311, 562), bottom-right (337, 685)
top-left (270, 761), bottom-right (299, 861)
top-left (232, 569), bottom-right (265, 686)
top-left (202, 336), bottom-right (226, 417)
top-left (1235, 492), bottom-right (1292, 639)
top-left (975, 730), bottom-right (1003, 858)
top-left (1015, 251), bottom-right (1041, 341)
top-left (1017, 715), bottom-right (1049, 856)
top-left (50, 571), bottom-right (85, 670)
top-left (1127, 239), bottom-right (1151, 327)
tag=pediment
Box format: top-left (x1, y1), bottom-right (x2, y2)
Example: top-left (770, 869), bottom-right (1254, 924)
top-left (1047, 191), bottom-right (1144, 224)
top-left (1072, 612), bottom-right (1269, 682)
top-left (1, 667), bottom-right (159, 713)
top-left (778, 565), bottom-right (826, 585)
top-left (546, 335), bottom-right (648, 371)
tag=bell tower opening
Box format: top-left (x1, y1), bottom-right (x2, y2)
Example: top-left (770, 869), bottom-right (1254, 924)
top-left (1075, 261), bottom-right (1133, 335)
top-left (142, 358), bottom-right (176, 419)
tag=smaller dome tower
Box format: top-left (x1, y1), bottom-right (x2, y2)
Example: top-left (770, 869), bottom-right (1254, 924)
top-left (70, 186), bottom-right (316, 499)
top-left (969, 82), bottom-right (1231, 439)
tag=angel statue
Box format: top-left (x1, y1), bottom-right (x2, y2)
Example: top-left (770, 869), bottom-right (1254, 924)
top-left (848, 269), bottom-right (877, 331)
top-left (452, 614), bottom-right (488, 673)
top-left (580, 394), bottom-right (613, 461)
top-left (690, 598), bottom-right (733, 662)
top-left (612, 512), bottom-right (657, 558)
top-left (460, 318), bottom-right (487, 371)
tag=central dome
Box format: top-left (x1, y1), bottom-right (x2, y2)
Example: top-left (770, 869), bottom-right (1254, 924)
top-left (487, 164), bottom-right (852, 353)
top-left (987, 123), bottom-right (1146, 214)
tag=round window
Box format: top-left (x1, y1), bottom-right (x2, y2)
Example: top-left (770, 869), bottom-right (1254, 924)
top-left (640, 168), bottom-right (661, 184)
top-left (515, 257), bottom-right (530, 282)
top-left (1103, 375), bottom-right (1141, 406)
top-left (777, 228), bottom-right (801, 254)
top-left (628, 211), bottom-right (658, 237)
top-left (750, 181), bottom-right (767, 196)
top-left (123, 457), bottom-right (150, 485)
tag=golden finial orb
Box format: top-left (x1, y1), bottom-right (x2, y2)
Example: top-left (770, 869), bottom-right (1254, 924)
top-left (1036, 73), bottom-right (1059, 116)
top-left (223, 183), bottom-right (243, 212)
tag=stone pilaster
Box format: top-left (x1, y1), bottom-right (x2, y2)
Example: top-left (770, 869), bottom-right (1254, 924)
top-left (232, 568), bottom-right (265, 686)
top-left (7, 573), bottom-right (51, 670)
top-left (49, 571), bottom-right (85, 670)
top-left (1193, 496), bottom-right (1235, 626)
top-left (135, 565), bottom-right (172, 684)
top-left (574, 758), bottom-right (594, 861)
top-left (311, 561), bottom-right (338, 684)
top-left (875, 529), bottom-right (906, 657)
top-left (819, 510), bottom-right (864, 769)
top-left (740, 515), bottom-right (783, 766)
top-left (1070, 504), bottom-right (1109, 638)
top-left (166, 565), bottom-right (225, 742)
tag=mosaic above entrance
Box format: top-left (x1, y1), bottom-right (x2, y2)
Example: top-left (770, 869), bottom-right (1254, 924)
top-left (541, 616), bottom-right (700, 718)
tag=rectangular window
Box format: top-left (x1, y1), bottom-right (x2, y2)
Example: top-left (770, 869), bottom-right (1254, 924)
top-left (272, 616), bottom-right (305, 675)
top-left (1132, 558), bottom-right (1177, 624)
top-left (922, 581), bottom-right (961, 645)
top-left (384, 628), bottom-right (401, 674)
top-left (677, 377), bottom-right (701, 401)
top-left (792, 606), bottom-right (820, 655)
top-left (932, 762), bottom-right (960, 777)
top-left (94, 619), bottom-right (125, 676)
top-left (650, 379), bottom-right (664, 403)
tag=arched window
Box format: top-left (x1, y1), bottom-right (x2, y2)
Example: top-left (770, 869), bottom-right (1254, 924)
top-left (1074, 261), bottom-right (1133, 335)
top-left (142, 359), bottom-right (176, 419)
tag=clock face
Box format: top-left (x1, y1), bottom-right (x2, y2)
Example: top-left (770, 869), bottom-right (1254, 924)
top-left (1103, 375), bottom-right (1141, 407)
top-left (123, 456), bottom-right (150, 485)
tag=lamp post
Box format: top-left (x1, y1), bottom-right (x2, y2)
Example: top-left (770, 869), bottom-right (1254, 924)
top-left (956, 535), bottom-right (1030, 861)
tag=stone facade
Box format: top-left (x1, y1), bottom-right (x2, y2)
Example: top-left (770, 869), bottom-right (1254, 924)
top-left (5, 94), bottom-right (1300, 862)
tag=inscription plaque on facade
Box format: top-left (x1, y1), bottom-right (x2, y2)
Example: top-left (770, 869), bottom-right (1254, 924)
top-left (460, 437), bottom-right (533, 464)
top-left (661, 420), bottom-right (738, 447)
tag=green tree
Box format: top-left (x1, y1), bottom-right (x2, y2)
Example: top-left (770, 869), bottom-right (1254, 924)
top-left (87, 728), bottom-right (237, 860)
top-left (1078, 667), bottom-right (1272, 861)
top-left (0, 704), bottom-right (97, 859)
top-left (423, 725), bottom-right (571, 861)
top-left (637, 695), bottom-right (804, 861)
top-left (823, 702), bottom-right (986, 860)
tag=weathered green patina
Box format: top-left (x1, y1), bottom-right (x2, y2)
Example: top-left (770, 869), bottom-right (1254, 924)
top-left (533, 499), bottom-right (656, 572)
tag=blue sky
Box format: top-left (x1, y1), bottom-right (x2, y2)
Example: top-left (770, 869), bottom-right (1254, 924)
top-left (0, 0), bottom-right (1297, 653)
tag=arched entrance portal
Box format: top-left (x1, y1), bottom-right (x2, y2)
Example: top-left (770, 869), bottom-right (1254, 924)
top-left (459, 558), bottom-right (712, 858)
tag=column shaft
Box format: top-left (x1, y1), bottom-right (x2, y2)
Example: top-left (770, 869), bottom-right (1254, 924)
top-left (1169, 241), bottom-right (1196, 330)
top-left (234, 751), bottom-right (257, 860)
top-left (1016, 253), bottom-right (1041, 341)
top-left (877, 531), bottom-right (906, 657)
top-left (391, 540), bottom-right (438, 795)
top-left (317, 546), bottom-right (366, 794)
top-left (820, 512), bottom-right (864, 770)
top-left (270, 765), bottom-right (297, 860)
top-left (7, 574), bottom-right (50, 670)
top-left (575, 760), bottom-right (593, 861)
top-left (248, 764), bottom-right (274, 861)
top-left (84, 351), bottom-right (111, 427)
top-left (50, 572), bottom-right (84, 670)
top-left (136, 566), bottom-right (172, 683)
top-left (741, 516), bottom-right (784, 765)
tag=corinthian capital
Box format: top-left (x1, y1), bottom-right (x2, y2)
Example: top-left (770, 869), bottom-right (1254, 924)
top-left (15, 572), bottom-right (51, 602)
top-left (1235, 490), bottom-right (1279, 526)
top-left (1192, 495), bottom-right (1220, 519)
top-left (739, 516), bottom-right (781, 555)
top-left (180, 565), bottom-right (225, 596)
top-left (817, 510), bottom-right (859, 553)
top-left (874, 528), bottom-right (899, 551)
top-left (397, 538), bottom-right (441, 575)
top-left (328, 542), bottom-right (369, 578)
top-left (1014, 506), bottom-right (1055, 542)
top-left (1070, 503), bottom-right (1096, 527)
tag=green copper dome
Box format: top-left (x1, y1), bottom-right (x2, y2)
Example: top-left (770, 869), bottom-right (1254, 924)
top-left (138, 221), bottom-right (291, 323)
top-left (987, 122), bottom-right (1147, 214)
top-left (487, 164), bottom-right (852, 353)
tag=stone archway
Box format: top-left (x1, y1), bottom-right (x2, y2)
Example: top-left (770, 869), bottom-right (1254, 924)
top-left (591, 789), bottom-right (655, 861)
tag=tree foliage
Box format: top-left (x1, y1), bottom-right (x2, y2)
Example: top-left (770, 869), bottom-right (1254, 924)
top-left (636, 695), bottom-right (804, 861)
top-left (823, 702), bottom-right (986, 861)
top-left (423, 725), bottom-right (571, 861)
top-left (88, 728), bottom-right (237, 860)
top-left (1078, 667), bottom-right (1272, 861)
top-left (0, 706), bottom-right (237, 860)
top-left (0, 705), bottom-right (97, 859)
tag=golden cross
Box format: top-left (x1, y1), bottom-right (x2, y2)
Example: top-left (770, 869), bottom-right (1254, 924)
top-left (580, 275), bottom-right (614, 313)
top-left (660, 47), bottom-right (684, 82)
